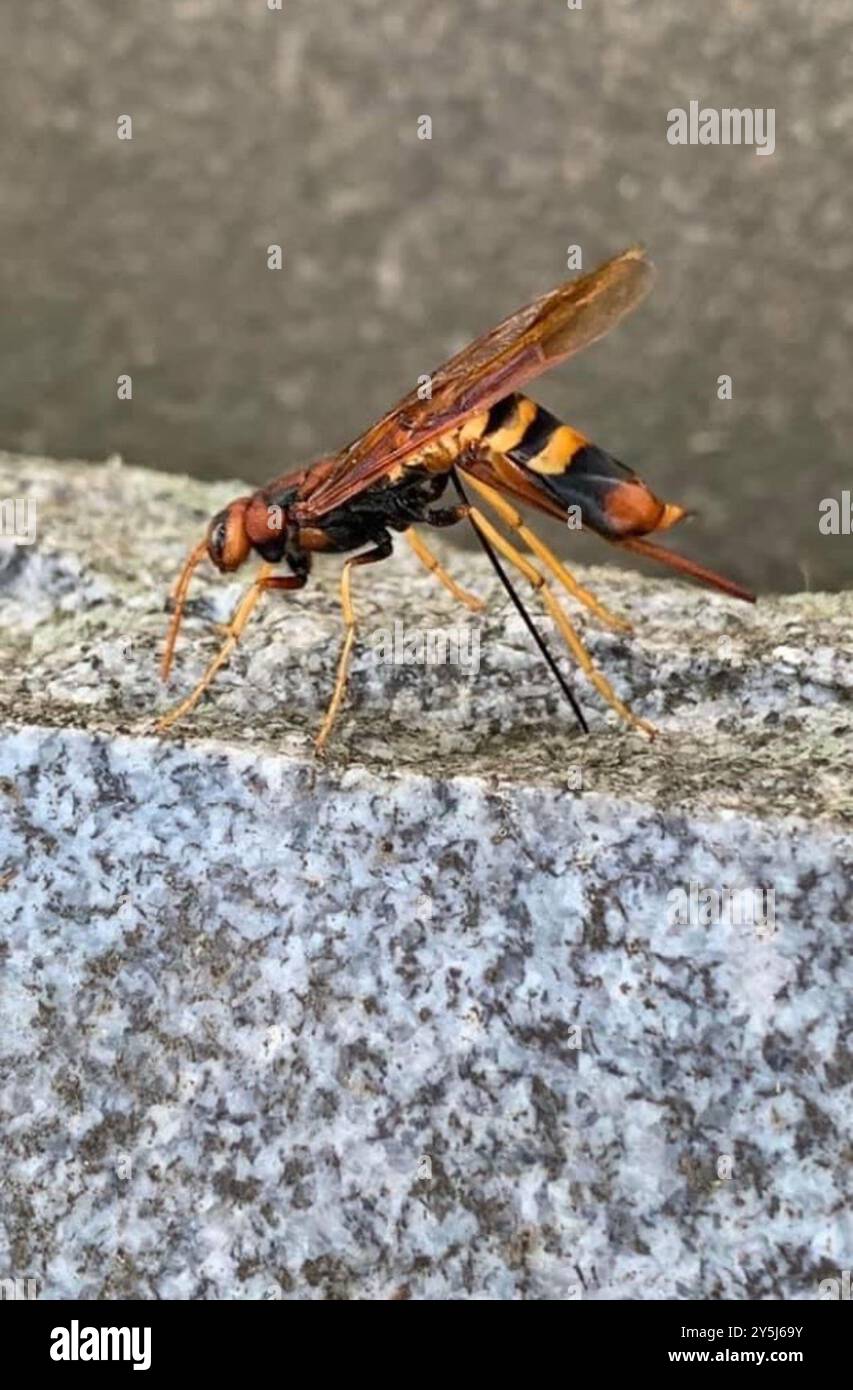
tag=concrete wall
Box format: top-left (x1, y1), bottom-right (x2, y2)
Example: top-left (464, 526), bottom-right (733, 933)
top-left (1, 0), bottom-right (850, 591)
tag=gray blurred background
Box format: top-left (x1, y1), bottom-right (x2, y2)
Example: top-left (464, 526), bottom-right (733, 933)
top-left (1, 0), bottom-right (851, 592)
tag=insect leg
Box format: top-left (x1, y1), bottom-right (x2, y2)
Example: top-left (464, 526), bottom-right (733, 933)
top-left (314, 535), bottom-right (393, 753)
top-left (405, 527), bottom-right (485, 613)
top-left (161, 537), bottom-right (209, 680)
top-left (463, 471), bottom-right (632, 633)
top-left (157, 565), bottom-right (306, 732)
top-left (452, 473), bottom-right (587, 731)
top-left (466, 506), bottom-right (655, 738)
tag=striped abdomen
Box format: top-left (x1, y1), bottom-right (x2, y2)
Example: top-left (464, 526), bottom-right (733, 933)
top-left (456, 391), bottom-right (684, 538)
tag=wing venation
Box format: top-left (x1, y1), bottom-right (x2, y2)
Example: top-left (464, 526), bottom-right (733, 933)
top-left (294, 247), bottom-right (654, 521)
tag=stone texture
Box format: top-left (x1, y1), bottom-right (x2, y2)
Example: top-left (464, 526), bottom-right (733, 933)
top-left (0, 453), bottom-right (851, 1301)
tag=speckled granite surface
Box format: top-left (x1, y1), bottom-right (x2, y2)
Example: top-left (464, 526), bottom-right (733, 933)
top-left (0, 455), bottom-right (850, 1300)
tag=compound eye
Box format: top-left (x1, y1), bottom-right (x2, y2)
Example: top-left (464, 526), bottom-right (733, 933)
top-left (207, 512), bottom-right (229, 567)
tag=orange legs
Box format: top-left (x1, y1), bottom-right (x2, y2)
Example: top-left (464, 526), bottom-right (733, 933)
top-left (156, 565), bottom-right (305, 732)
top-left (157, 491), bottom-right (652, 744)
top-left (405, 527), bottom-right (485, 613)
top-left (462, 473), bottom-right (632, 634)
top-left (465, 503), bottom-right (654, 737)
top-left (314, 539), bottom-right (391, 752)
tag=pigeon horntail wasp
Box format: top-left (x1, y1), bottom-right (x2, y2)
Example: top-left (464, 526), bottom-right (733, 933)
top-left (158, 247), bottom-right (754, 750)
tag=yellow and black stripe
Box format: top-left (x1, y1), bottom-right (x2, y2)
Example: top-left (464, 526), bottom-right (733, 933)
top-left (481, 392), bottom-right (590, 475)
top-left (456, 391), bottom-right (683, 538)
